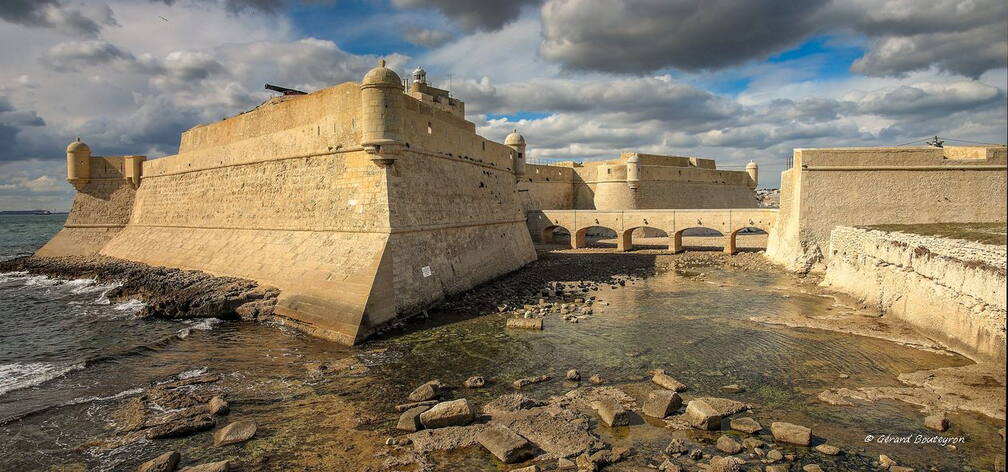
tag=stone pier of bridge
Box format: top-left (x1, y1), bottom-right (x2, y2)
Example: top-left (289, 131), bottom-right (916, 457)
top-left (526, 208), bottom-right (778, 254)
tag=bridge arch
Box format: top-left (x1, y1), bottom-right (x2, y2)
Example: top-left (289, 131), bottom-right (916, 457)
top-left (541, 225), bottom-right (572, 245)
top-left (725, 225), bottom-right (771, 255)
top-left (573, 225), bottom-right (618, 249)
top-left (671, 227), bottom-right (726, 254)
top-left (618, 226), bottom-right (670, 252)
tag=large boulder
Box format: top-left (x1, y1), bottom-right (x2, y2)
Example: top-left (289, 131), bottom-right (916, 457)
top-left (652, 372), bottom-right (688, 392)
top-left (642, 390), bottom-right (682, 419)
top-left (396, 405), bottom-right (430, 432)
top-left (419, 399), bottom-right (474, 429)
top-left (685, 399), bottom-right (722, 430)
top-left (476, 424), bottom-right (537, 463)
top-left (715, 435), bottom-right (741, 454)
top-left (408, 381), bottom-right (441, 402)
top-left (729, 417), bottom-right (762, 434)
top-left (924, 413), bottom-right (949, 432)
top-left (591, 399), bottom-right (632, 427)
top-left (207, 396), bottom-right (229, 416)
top-left (213, 420), bottom-right (257, 447)
top-left (145, 414), bottom-right (215, 440)
top-left (137, 451), bottom-right (180, 472)
top-left (770, 422), bottom-right (812, 446)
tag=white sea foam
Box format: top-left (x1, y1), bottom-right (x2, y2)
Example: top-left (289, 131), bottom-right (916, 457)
top-left (176, 327), bottom-right (192, 339)
top-left (0, 361), bottom-right (86, 396)
top-left (0, 271), bottom-right (29, 284)
top-left (112, 299), bottom-right (145, 313)
top-left (187, 318), bottom-right (222, 331)
top-left (69, 387), bottom-right (144, 406)
top-left (178, 367), bottom-right (208, 379)
top-left (22, 275), bottom-right (58, 287)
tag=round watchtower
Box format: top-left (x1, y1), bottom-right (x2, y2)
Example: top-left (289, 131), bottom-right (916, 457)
top-left (504, 129), bottom-right (526, 179)
top-left (746, 160), bottom-right (758, 189)
top-left (360, 59), bottom-right (404, 166)
top-left (626, 154), bottom-right (641, 191)
top-left (66, 138), bottom-right (91, 188)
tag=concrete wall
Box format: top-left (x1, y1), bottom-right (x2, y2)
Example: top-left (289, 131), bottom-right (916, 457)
top-left (767, 146), bottom-right (1008, 272)
top-left (822, 226), bottom-right (1006, 365)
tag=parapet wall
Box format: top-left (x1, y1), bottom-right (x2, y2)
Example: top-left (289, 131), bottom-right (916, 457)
top-left (767, 146), bottom-right (1008, 272)
top-left (822, 226), bottom-right (1006, 365)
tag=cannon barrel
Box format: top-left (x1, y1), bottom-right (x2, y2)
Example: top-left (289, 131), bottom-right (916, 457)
top-left (265, 83), bottom-right (307, 95)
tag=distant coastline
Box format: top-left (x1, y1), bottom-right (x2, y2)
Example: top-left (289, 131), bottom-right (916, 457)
top-left (0, 210), bottom-right (67, 215)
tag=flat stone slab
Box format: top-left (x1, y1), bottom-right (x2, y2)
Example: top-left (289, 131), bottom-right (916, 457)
top-left (716, 435), bottom-right (742, 454)
top-left (507, 318), bottom-right (543, 330)
top-left (213, 420), bottom-right (257, 447)
top-left (651, 372), bottom-right (687, 392)
top-left (137, 451), bottom-right (180, 472)
top-left (476, 424), bottom-right (537, 463)
top-left (145, 414), bottom-right (215, 440)
top-left (685, 399), bottom-right (722, 430)
top-left (419, 399), bottom-right (474, 429)
top-left (642, 390), bottom-right (682, 418)
top-left (591, 399), bottom-right (631, 427)
top-left (513, 375), bottom-right (550, 389)
top-left (771, 421), bottom-right (812, 446)
top-left (729, 417), bottom-right (762, 434)
top-left (396, 405), bottom-right (430, 432)
top-left (408, 381), bottom-right (441, 402)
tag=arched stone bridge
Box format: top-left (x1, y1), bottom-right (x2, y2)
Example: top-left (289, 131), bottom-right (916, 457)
top-left (526, 208), bottom-right (778, 254)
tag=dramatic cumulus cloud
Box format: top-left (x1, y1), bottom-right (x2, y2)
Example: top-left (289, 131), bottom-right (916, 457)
top-left (403, 27), bottom-right (453, 48)
top-left (538, 0), bottom-right (1008, 78)
top-left (0, 0), bottom-right (117, 36)
top-left (391, 0), bottom-right (540, 32)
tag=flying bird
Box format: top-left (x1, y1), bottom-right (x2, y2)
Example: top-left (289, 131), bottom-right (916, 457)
top-left (159, 16), bottom-right (168, 22)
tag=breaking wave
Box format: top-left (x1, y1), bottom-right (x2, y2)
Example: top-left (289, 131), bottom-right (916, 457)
top-left (0, 362), bottom-right (86, 396)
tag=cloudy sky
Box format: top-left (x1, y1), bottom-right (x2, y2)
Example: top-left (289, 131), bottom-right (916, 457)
top-left (1, 0), bottom-right (1005, 210)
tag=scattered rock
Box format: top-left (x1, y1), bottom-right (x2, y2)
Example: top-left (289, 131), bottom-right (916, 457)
top-left (513, 375), bottom-right (551, 389)
top-left (507, 318), bottom-right (543, 330)
top-left (464, 376), bottom-right (486, 388)
top-left (924, 413), bottom-right (949, 432)
top-left (719, 384), bottom-right (745, 393)
top-left (716, 435), bottom-right (742, 454)
top-left (511, 466), bottom-right (538, 472)
top-left (395, 400), bottom-right (438, 412)
top-left (729, 417), bottom-right (761, 434)
top-left (879, 454), bottom-right (898, 468)
top-left (688, 449), bottom-right (703, 460)
top-left (408, 381), bottom-right (441, 402)
top-left (765, 465), bottom-right (788, 472)
top-left (770, 421), bottom-right (812, 446)
top-left (588, 374), bottom-right (603, 384)
top-left (566, 369), bottom-right (581, 381)
top-left (741, 437), bottom-right (765, 450)
top-left (136, 451), bottom-right (180, 472)
top-left (658, 459), bottom-right (681, 472)
top-left (419, 399), bottom-right (474, 429)
top-left (476, 424), bottom-right (537, 463)
top-left (664, 438), bottom-right (687, 456)
top-left (803, 465), bottom-right (824, 472)
top-left (814, 444), bottom-right (840, 455)
top-left (207, 396), bottom-right (229, 416)
top-left (213, 420), bottom-right (257, 447)
top-left (889, 467), bottom-right (915, 472)
top-left (708, 455), bottom-right (745, 472)
top-left (642, 390), bottom-right (682, 418)
top-left (145, 414), bottom-right (215, 440)
top-left (177, 461), bottom-right (229, 472)
top-left (591, 399), bottom-right (632, 427)
top-left (817, 390), bottom-right (854, 406)
top-left (766, 449), bottom-right (783, 462)
top-left (482, 393), bottom-right (546, 416)
top-left (652, 372), bottom-right (688, 392)
top-left (396, 405), bottom-right (430, 432)
top-left (685, 399), bottom-right (722, 430)
top-left (557, 457), bottom-right (576, 470)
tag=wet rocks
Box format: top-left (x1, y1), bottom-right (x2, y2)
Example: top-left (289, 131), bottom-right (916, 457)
top-left (766, 449), bottom-right (783, 462)
top-left (803, 465), bottom-right (824, 472)
top-left (212, 420), bottom-right (257, 447)
top-left (729, 417), bottom-right (762, 434)
top-left (642, 390), bottom-right (682, 418)
top-left (464, 376), bottom-right (486, 388)
top-left (651, 372), bottom-right (688, 392)
top-left (685, 398), bottom-right (722, 430)
top-left (588, 374), bottom-right (603, 384)
top-left (765, 465), bottom-right (788, 472)
top-left (664, 438), bottom-right (687, 456)
top-left (507, 318), bottom-right (543, 330)
top-left (482, 393), bottom-right (547, 416)
top-left (136, 451), bottom-right (180, 472)
top-left (814, 443), bottom-right (840, 455)
top-left (178, 461), bottom-right (229, 472)
top-left (513, 375), bottom-right (551, 389)
top-left (591, 399), bottom-right (632, 427)
top-left (475, 424), bottom-right (537, 463)
top-left (708, 455), bottom-right (745, 472)
top-left (396, 405), bottom-right (430, 432)
top-left (207, 396), bottom-right (229, 416)
top-left (145, 414), bottom-right (215, 440)
top-left (565, 369), bottom-right (581, 381)
top-left (658, 460), bottom-right (682, 472)
top-left (419, 399), bottom-right (474, 428)
top-left (924, 413), bottom-right (949, 432)
top-left (770, 422), bottom-right (812, 446)
top-left (408, 380), bottom-right (442, 402)
top-left (715, 435), bottom-right (742, 454)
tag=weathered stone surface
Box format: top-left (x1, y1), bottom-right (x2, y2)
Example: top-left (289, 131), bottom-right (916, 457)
top-left (557, 457), bottom-right (576, 470)
top-left (889, 466), bottom-right (915, 472)
top-left (511, 467), bottom-right (538, 472)
top-left (408, 381), bottom-right (441, 402)
top-left (766, 449), bottom-right (783, 462)
top-left (642, 390), bottom-right (682, 418)
top-left (741, 437), bottom-right (765, 450)
top-left (144, 414), bottom-right (215, 440)
top-left (729, 417), bottom-right (762, 434)
top-left (207, 396), bottom-right (229, 416)
top-left (482, 393), bottom-right (547, 416)
top-left (879, 454), bottom-right (897, 468)
top-left (475, 424), bottom-right (537, 463)
top-left (464, 376), bottom-right (486, 388)
top-left (716, 435), bottom-right (742, 454)
top-left (924, 413), bottom-right (949, 432)
top-left (685, 399), bottom-right (722, 430)
top-left (513, 375), bottom-right (550, 389)
top-left (814, 444), bottom-right (840, 455)
top-left (664, 438), bottom-right (687, 456)
top-left (136, 451), bottom-right (180, 472)
top-left (652, 372), bottom-right (687, 392)
top-left (566, 369), bottom-right (580, 381)
top-left (770, 422), bottom-right (812, 446)
top-left (591, 399), bottom-right (631, 427)
top-left (419, 399), bottom-right (474, 429)
top-left (708, 455), bottom-right (745, 472)
top-left (396, 405), bottom-right (430, 432)
top-left (765, 465), bottom-right (788, 472)
top-left (177, 461), bottom-right (229, 472)
top-left (658, 460), bottom-right (682, 472)
top-left (212, 420), bottom-right (257, 447)
top-left (802, 465), bottom-right (824, 472)
top-left (507, 318), bottom-right (543, 330)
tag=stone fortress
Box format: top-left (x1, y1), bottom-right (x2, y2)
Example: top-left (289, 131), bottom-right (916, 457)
top-left (38, 60), bottom-right (1008, 359)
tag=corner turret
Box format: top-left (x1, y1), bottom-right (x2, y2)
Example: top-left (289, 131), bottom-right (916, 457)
top-left (360, 59), bottom-right (404, 167)
top-left (66, 138), bottom-right (91, 189)
top-left (626, 154), bottom-right (640, 191)
top-left (746, 160), bottom-right (758, 189)
top-left (505, 129), bottom-right (526, 179)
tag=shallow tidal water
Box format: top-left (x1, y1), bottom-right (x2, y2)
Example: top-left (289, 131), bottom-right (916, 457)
top-left (0, 216), bottom-right (1005, 471)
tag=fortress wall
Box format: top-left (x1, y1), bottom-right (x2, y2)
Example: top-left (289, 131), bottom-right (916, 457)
top-left (518, 164), bottom-right (576, 211)
top-left (768, 146), bottom-right (1008, 272)
top-left (634, 181), bottom-right (758, 209)
top-left (37, 156), bottom-right (138, 257)
top-left (822, 226), bottom-right (1006, 365)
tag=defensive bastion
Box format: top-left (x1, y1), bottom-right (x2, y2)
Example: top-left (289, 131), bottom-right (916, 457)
top-left (40, 61), bottom-right (537, 344)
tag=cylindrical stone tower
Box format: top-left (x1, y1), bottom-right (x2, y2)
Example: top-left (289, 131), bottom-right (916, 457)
top-left (66, 138), bottom-right (91, 188)
top-left (626, 154), bottom-right (641, 191)
top-left (504, 129), bottom-right (526, 180)
top-left (360, 59), bottom-right (404, 166)
top-left (746, 160), bottom-right (758, 188)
